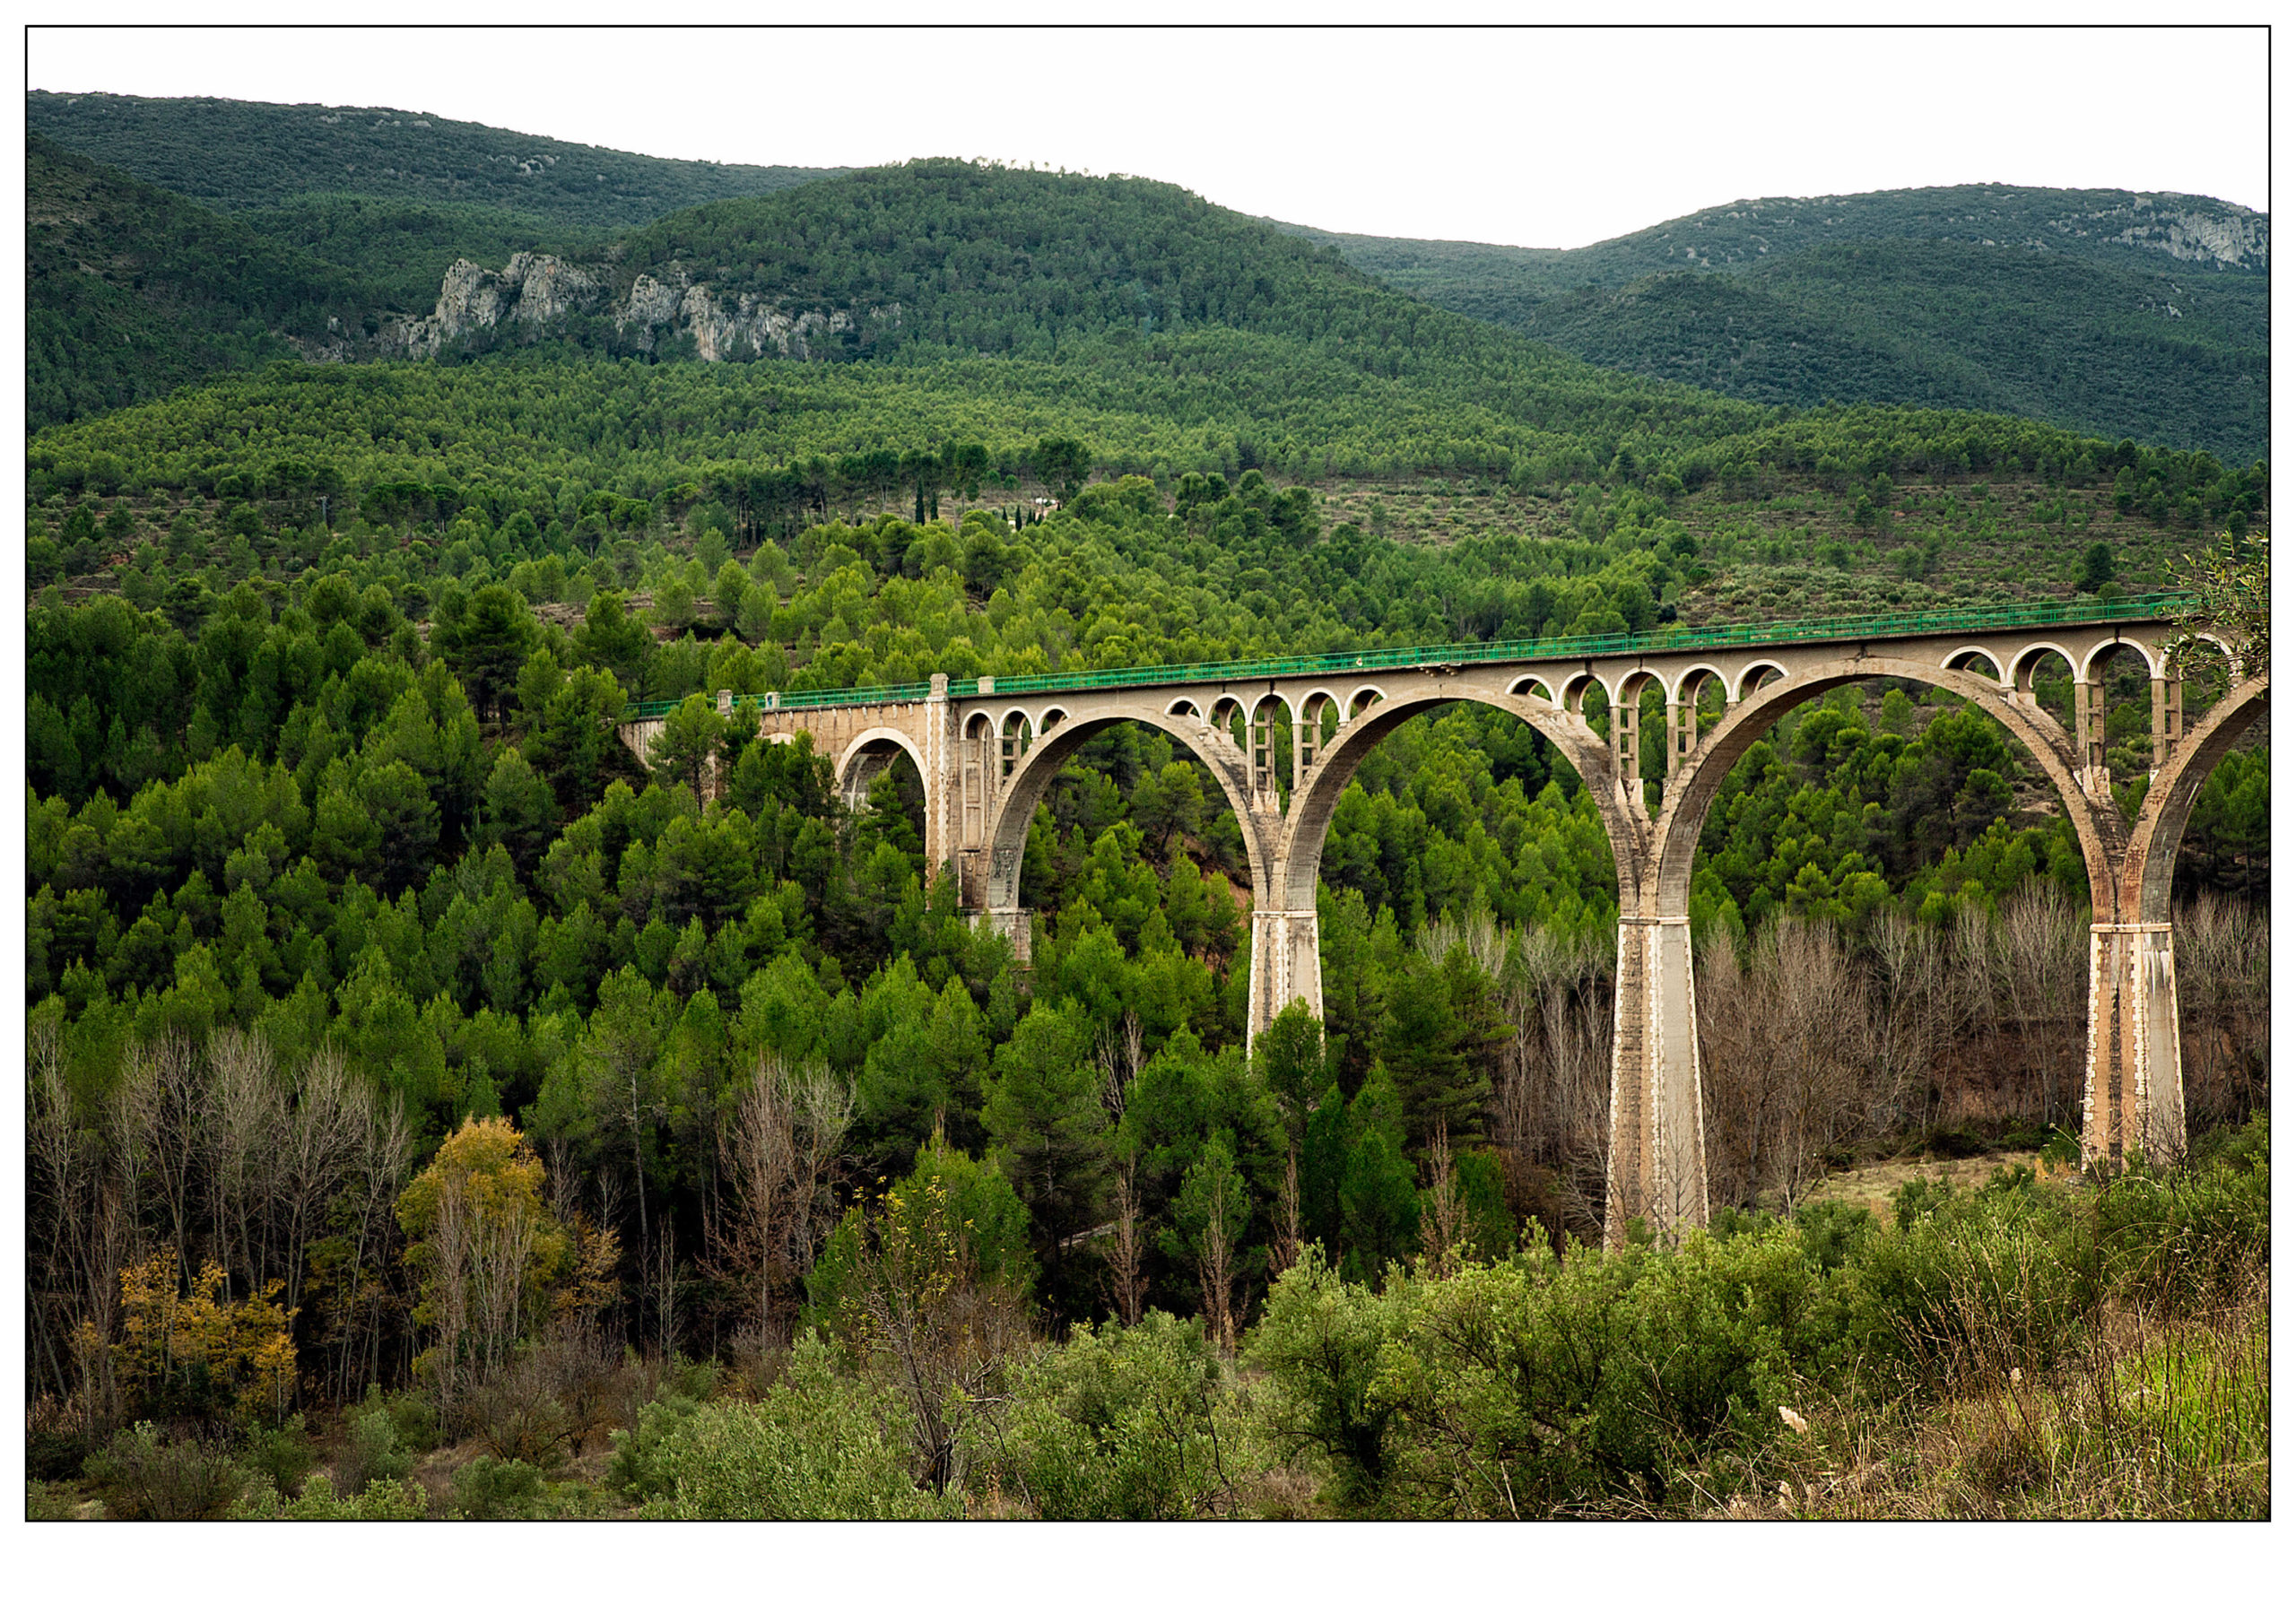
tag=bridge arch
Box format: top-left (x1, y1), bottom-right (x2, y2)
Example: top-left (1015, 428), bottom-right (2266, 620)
top-left (1672, 662), bottom-right (1728, 705)
top-left (1275, 682), bottom-right (1631, 916)
top-left (978, 706), bottom-right (1272, 923)
top-left (2126, 673), bottom-right (2269, 921)
top-left (1733, 658), bottom-right (1790, 701)
top-left (2081, 635), bottom-right (2164, 681)
top-left (834, 725), bottom-right (929, 812)
top-left (1938, 645), bottom-right (2004, 681)
top-left (2010, 640), bottom-right (2080, 696)
top-left (1649, 655), bottom-right (2118, 916)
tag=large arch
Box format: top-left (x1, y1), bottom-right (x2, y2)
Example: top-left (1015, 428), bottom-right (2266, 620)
top-left (1274, 682), bottom-right (1634, 915)
top-left (978, 706), bottom-right (1273, 918)
top-left (1648, 655), bottom-right (2124, 918)
top-left (2126, 673), bottom-right (2270, 920)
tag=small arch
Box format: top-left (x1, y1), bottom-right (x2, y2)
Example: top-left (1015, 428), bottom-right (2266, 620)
top-left (1504, 673), bottom-right (1554, 701)
top-left (2081, 635), bottom-right (2161, 681)
top-left (1734, 658), bottom-right (1789, 701)
top-left (1208, 692), bottom-right (1250, 728)
top-left (1609, 666), bottom-right (1664, 705)
top-left (1344, 684), bottom-right (1386, 719)
top-left (2010, 641), bottom-right (2079, 696)
top-left (1164, 696), bottom-right (1205, 721)
top-left (1296, 689), bottom-right (1343, 755)
top-left (961, 710), bottom-right (996, 741)
top-left (1941, 646), bottom-right (2005, 682)
top-left (1554, 670), bottom-right (1599, 716)
top-left (1035, 705), bottom-right (1070, 737)
top-left (1670, 663), bottom-right (1726, 705)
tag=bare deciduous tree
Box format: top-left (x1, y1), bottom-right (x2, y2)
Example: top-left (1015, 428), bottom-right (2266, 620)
top-left (709, 1055), bottom-right (852, 1342)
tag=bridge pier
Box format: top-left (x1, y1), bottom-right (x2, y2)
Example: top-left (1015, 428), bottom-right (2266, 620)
top-left (2082, 921), bottom-right (2185, 1167)
top-left (1248, 907), bottom-right (1323, 1041)
top-left (1605, 913), bottom-right (1708, 1247)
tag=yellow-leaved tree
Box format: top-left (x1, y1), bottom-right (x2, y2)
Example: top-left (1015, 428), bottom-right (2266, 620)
top-left (396, 1118), bottom-right (607, 1403)
top-left (85, 1248), bottom-right (298, 1428)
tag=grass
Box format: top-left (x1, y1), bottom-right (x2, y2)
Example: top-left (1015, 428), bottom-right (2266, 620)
top-left (1752, 1296), bottom-right (2270, 1520)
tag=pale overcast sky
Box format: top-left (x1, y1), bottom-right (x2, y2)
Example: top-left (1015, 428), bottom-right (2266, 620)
top-left (24, 22), bottom-right (2272, 250)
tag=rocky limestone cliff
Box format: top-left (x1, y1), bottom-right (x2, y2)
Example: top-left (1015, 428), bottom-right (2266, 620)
top-left (2108, 199), bottom-right (2270, 271)
top-left (613, 268), bottom-right (899, 359)
top-left (381, 252), bottom-right (899, 362)
top-left (382, 251), bottom-right (609, 357)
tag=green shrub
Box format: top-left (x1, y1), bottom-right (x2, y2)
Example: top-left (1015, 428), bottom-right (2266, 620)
top-left (236, 1473), bottom-right (429, 1520)
top-left (984, 1311), bottom-right (1252, 1519)
top-left (1247, 1247), bottom-right (1407, 1509)
top-left (337, 1402), bottom-right (414, 1493)
top-left (606, 1389), bottom-right (705, 1504)
top-left (451, 1455), bottom-right (550, 1520)
top-left (631, 1336), bottom-right (948, 1520)
top-left (239, 1415), bottom-right (316, 1497)
top-left (86, 1423), bottom-right (250, 1520)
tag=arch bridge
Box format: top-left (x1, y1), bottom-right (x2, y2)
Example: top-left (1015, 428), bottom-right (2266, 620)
top-left (622, 594), bottom-right (2265, 1247)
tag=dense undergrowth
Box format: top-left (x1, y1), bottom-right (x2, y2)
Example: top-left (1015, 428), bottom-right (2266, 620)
top-left (28, 1118), bottom-right (2266, 1521)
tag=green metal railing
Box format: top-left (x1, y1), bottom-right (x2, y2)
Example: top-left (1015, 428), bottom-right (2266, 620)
top-left (624, 590), bottom-right (2190, 721)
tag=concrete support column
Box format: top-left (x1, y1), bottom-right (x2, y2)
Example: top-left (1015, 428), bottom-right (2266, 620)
top-left (1249, 707), bottom-right (1280, 812)
top-left (1613, 694), bottom-right (1641, 798)
top-left (922, 677), bottom-right (952, 882)
top-left (1247, 907), bottom-right (1323, 1046)
top-left (2074, 680), bottom-right (2109, 795)
top-left (2081, 920), bottom-right (2187, 1167)
top-left (2151, 674), bottom-right (2183, 772)
top-left (1604, 914), bottom-right (1708, 1248)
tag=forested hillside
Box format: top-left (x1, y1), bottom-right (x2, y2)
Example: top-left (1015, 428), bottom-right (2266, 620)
top-left (22, 109), bottom-right (2270, 1522)
top-left (27, 135), bottom-right (371, 430)
top-left (1278, 186), bottom-right (2270, 460)
top-left (27, 90), bottom-right (839, 225)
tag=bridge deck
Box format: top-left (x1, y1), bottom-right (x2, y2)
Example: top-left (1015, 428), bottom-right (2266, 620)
top-left (623, 591), bottom-right (2190, 721)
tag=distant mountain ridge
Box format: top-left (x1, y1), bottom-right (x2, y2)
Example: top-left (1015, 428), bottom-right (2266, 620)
top-left (1274, 184), bottom-right (2269, 294)
top-left (22, 91), bottom-right (2270, 460)
top-left (1272, 185), bottom-right (2268, 461)
top-left (25, 89), bottom-right (843, 227)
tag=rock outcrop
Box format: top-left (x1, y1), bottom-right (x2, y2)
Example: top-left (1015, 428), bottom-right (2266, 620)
top-left (383, 253), bottom-right (899, 363)
top-left (2106, 199), bottom-right (2270, 272)
top-left (382, 252), bottom-right (609, 357)
top-left (613, 268), bottom-right (898, 359)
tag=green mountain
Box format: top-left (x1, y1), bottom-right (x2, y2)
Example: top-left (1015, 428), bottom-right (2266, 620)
top-left (26, 134), bottom-right (375, 431)
top-left (27, 89), bottom-right (841, 226)
top-left (1276, 186), bottom-right (2269, 460)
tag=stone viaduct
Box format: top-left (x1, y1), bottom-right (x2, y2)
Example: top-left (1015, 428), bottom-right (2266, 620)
top-left (622, 596), bottom-right (2266, 1247)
